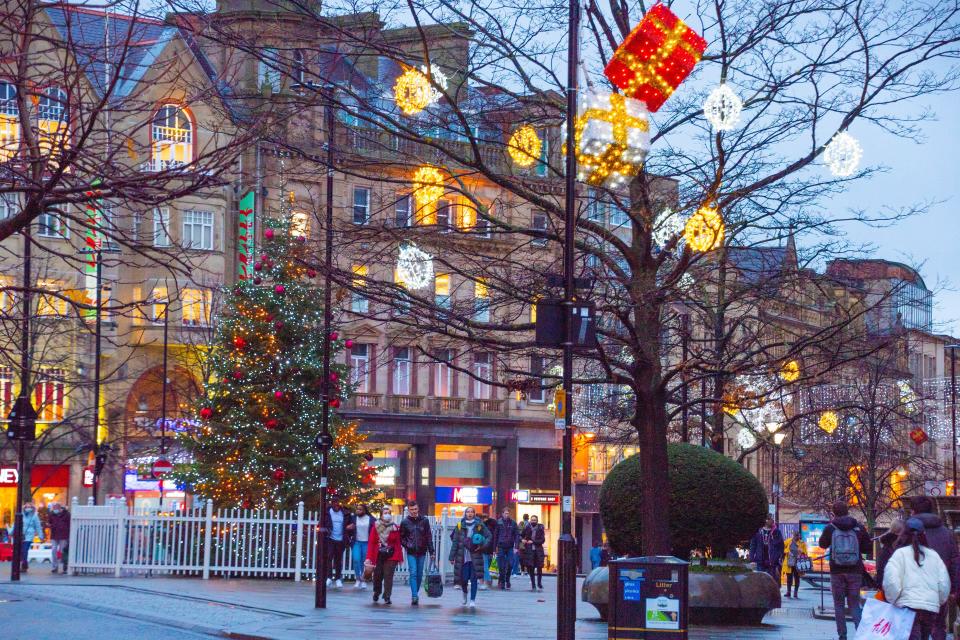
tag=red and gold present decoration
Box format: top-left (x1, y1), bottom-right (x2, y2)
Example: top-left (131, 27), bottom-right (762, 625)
top-left (604, 3), bottom-right (707, 112)
top-left (910, 427), bottom-right (929, 446)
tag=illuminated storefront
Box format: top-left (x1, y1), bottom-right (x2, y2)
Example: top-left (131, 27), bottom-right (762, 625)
top-left (0, 464), bottom-right (72, 528)
top-left (511, 489), bottom-right (560, 570)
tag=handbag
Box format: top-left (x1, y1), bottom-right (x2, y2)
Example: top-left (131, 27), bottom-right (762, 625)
top-left (853, 598), bottom-right (915, 640)
top-left (795, 555), bottom-right (813, 573)
top-left (377, 544), bottom-right (394, 561)
top-left (425, 556), bottom-right (443, 598)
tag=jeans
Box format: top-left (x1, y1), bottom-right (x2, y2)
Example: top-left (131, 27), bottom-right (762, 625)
top-left (51, 539), bottom-right (68, 572)
top-left (373, 559), bottom-right (397, 599)
top-left (511, 549), bottom-right (521, 575)
top-left (910, 609), bottom-right (938, 640)
top-left (20, 540), bottom-right (31, 569)
top-left (497, 547), bottom-right (515, 586)
top-left (461, 562), bottom-right (479, 600)
top-left (351, 540), bottom-right (367, 580)
top-left (785, 570), bottom-right (801, 596)
top-left (482, 553), bottom-right (491, 582)
top-left (327, 538), bottom-right (345, 580)
top-left (830, 572), bottom-right (863, 638)
top-left (407, 554), bottom-right (426, 598)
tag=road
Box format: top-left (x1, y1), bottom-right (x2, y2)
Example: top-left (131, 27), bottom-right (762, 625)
top-left (0, 595), bottom-right (215, 640)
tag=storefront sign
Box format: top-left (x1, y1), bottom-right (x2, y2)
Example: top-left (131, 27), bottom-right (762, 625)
top-left (237, 191), bottom-right (255, 280)
top-left (509, 489), bottom-right (530, 502)
top-left (435, 485), bottom-right (493, 505)
top-left (0, 465), bottom-right (70, 488)
top-left (528, 492), bottom-right (560, 505)
top-left (82, 466), bottom-right (95, 487)
top-left (124, 470), bottom-right (184, 492)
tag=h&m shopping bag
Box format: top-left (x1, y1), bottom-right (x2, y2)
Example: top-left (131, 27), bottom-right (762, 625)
top-left (853, 598), bottom-right (915, 640)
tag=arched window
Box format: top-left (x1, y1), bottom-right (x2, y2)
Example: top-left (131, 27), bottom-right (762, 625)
top-left (37, 86), bottom-right (69, 157)
top-left (151, 105), bottom-right (193, 170)
top-left (0, 82), bottom-right (18, 162)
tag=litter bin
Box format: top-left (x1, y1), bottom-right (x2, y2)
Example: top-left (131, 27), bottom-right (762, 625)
top-left (608, 556), bottom-right (689, 639)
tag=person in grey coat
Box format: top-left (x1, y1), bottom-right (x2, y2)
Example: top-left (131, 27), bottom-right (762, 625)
top-left (449, 506), bottom-right (492, 609)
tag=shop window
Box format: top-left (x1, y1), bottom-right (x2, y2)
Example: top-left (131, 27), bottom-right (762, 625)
top-left (435, 273), bottom-right (451, 309)
top-left (151, 105), bottom-right (192, 171)
top-left (350, 343), bottom-right (370, 393)
top-left (473, 352), bottom-right (492, 399)
top-left (351, 264), bottom-right (368, 313)
top-left (290, 211), bottom-right (309, 237)
top-left (528, 355), bottom-right (547, 403)
top-left (393, 347), bottom-right (411, 395)
top-left (0, 81), bottom-right (18, 162)
top-left (0, 367), bottom-right (12, 417)
top-left (352, 187), bottom-right (370, 225)
top-left (153, 207), bottom-right (171, 247)
top-left (182, 210), bottom-right (214, 250)
top-left (37, 87), bottom-right (69, 159)
top-left (474, 278), bottom-right (489, 322)
top-left (34, 368), bottom-right (66, 423)
top-left (37, 280), bottom-right (67, 316)
top-left (394, 194), bottom-right (411, 227)
top-left (434, 348), bottom-right (453, 398)
top-left (181, 288), bottom-right (212, 326)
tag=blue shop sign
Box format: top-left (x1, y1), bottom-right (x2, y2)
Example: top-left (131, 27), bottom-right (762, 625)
top-left (434, 486), bottom-right (494, 505)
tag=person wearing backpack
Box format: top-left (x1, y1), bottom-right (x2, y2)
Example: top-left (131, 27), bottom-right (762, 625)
top-left (818, 500), bottom-right (871, 640)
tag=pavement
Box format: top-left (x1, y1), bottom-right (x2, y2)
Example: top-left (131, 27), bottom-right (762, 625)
top-left (0, 564), bottom-right (846, 639)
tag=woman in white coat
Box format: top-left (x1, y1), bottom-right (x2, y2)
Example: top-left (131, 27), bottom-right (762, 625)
top-left (882, 517), bottom-right (951, 640)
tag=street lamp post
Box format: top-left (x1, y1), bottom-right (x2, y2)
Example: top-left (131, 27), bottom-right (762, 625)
top-left (91, 239), bottom-right (103, 504)
top-left (947, 345), bottom-right (960, 493)
top-left (158, 291), bottom-right (170, 509)
top-left (766, 422), bottom-right (784, 523)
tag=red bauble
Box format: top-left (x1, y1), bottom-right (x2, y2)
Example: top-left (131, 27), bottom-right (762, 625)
top-left (265, 418), bottom-right (279, 430)
top-left (260, 253), bottom-right (268, 262)
top-left (297, 235), bottom-right (306, 243)
top-left (265, 228), bottom-right (274, 240)
top-left (344, 339), bottom-right (354, 348)
top-left (199, 407), bottom-right (213, 420)
top-left (253, 277), bottom-right (262, 285)
top-left (253, 262), bottom-right (263, 272)
top-left (329, 372), bottom-right (338, 382)
top-left (232, 370), bottom-right (244, 380)
top-left (233, 336), bottom-right (247, 349)
top-left (329, 398), bottom-right (341, 408)
top-left (274, 321), bottom-right (284, 330)
top-left (330, 332), bottom-right (338, 341)
top-left (307, 269), bottom-right (317, 278)
top-left (273, 468), bottom-right (286, 482)
top-left (274, 390), bottom-right (284, 399)
top-left (242, 499), bottom-right (252, 509)
top-left (275, 285), bottom-right (285, 294)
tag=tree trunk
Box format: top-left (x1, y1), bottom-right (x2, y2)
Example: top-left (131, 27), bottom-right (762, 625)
top-left (634, 388), bottom-right (672, 555)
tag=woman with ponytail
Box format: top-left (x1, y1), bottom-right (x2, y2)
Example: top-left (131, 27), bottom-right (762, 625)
top-left (882, 518), bottom-right (951, 640)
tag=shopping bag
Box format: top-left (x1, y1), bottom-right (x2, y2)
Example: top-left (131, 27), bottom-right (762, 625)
top-left (795, 555), bottom-right (813, 573)
top-left (425, 557), bottom-right (443, 598)
top-left (853, 598), bottom-right (915, 640)
top-left (489, 555), bottom-right (499, 579)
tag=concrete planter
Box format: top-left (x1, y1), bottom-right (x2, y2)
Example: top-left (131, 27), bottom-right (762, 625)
top-left (582, 565), bottom-right (781, 626)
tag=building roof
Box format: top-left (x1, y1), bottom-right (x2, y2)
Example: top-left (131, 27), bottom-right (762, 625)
top-left (825, 258), bottom-right (929, 291)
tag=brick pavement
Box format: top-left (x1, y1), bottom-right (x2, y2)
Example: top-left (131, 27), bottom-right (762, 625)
top-left (0, 565), bottom-right (843, 639)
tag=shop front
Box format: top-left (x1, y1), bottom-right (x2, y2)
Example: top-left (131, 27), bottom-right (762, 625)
top-left (0, 464), bottom-right (72, 528)
top-left (511, 489), bottom-right (560, 571)
top-left (368, 445), bottom-right (415, 511)
top-left (434, 485), bottom-right (494, 518)
top-left (123, 470), bottom-right (187, 511)
top-left (433, 444), bottom-right (497, 517)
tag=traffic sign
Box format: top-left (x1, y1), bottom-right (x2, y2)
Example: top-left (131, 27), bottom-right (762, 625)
top-left (152, 459), bottom-right (173, 479)
top-left (554, 388), bottom-right (566, 419)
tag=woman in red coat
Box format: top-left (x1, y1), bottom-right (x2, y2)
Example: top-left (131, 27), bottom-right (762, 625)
top-left (366, 505), bottom-right (403, 605)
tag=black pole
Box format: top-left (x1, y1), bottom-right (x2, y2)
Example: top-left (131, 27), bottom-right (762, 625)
top-left (680, 315), bottom-right (689, 443)
top-left (558, 0), bottom-right (579, 636)
top-left (951, 347), bottom-right (957, 492)
top-left (91, 245), bottom-right (103, 505)
top-left (315, 90), bottom-right (335, 609)
top-left (11, 222), bottom-right (33, 582)
top-left (159, 294), bottom-right (169, 509)
top-left (700, 377), bottom-right (707, 447)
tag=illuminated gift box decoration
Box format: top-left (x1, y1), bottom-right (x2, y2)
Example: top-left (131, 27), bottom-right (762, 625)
top-left (604, 3), bottom-right (707, 113)
top-left (571, 91), bottom-right (650, 187)
top-left (910, 427), bottom-right (929, 446)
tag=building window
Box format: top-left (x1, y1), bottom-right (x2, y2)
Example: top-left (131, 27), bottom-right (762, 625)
top-left (528, 356), bottom-right (547, 403)
top-left (393, 347), bottom-right (411, 395)
top-left (435, 273), bottom-right (451, 309)
top-left (0, 367), bottom-right (12, 417)
top-left (0, 192), bottom-right (16, 219)
top-left (473, 352), bottom-right (492, 399)
top-left (151, 105), bottom-right (192, 170)
top-left (182, 288), bottom-right (212, 326)
top-left (37, 280), bottom-right (67, 316)
top-left (34, 368), bottom-right (66, 422)
top-left (0, 275), bottom-right (15, 315)
top-left (293, 49), bottom-right (307, 86)
top-left (182, 210), bottom-right (214, 250)
top-left (395, 194), bottom-right (411, 227)
top-left (473, 203), bottom-right (492, 238)
top-left (434, 349), bottom-right (453, 398)
top-left (150, 287), bottom-right (168, 324)
top-left (351, 264), bottom-right (368, 313)
top-left (37, 87), bottom-right (69, 158)
top-left (258, 48), bottom-right (282, 93)
top-left (436, 199), bottom-right (452, 232)
top-left (535, 135), bottom-right (549, 177)
top-left (350, 343), bottom-right (370, 393)
top-left (474, 278), bottom-right (490, 322)
top-left (532, 210), bottom-right (548, 246)
top-left (100, 204), bottom-right (119, 249)
top-left (290, 211), bottom-right (309, 237)
top-left (153, 208), bottom-right (171, 247)
top-left (0, 82), bottom-right (18, 162)
top-left (353, 187), bottom-right (370, 224)
top-left (38, 210), bottom-right (68, 238)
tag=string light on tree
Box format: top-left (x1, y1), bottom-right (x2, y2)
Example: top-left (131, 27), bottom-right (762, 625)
top-left (412, 165), bottom-right (445, 207)
top-left (702, 83), bottom-right (743, 131)
top-left (684, 204), bottom-right (725, 252)
top-left (393, 67), bottom-right (433, 116)
top-left (823, 131), bottom-right (863, 177)
top-left (507, 125), bottom-right (543, 168)
top-left (395, 242), bottom-right (434, 291)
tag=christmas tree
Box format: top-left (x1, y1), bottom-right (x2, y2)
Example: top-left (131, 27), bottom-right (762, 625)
top-left (175, 215), bottom-right (378, 510)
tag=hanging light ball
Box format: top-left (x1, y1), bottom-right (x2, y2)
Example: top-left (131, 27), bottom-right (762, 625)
top-left (412, 165), bottom-right (445, 206)
top-left (823, 131), bottom-right (862, 177)
top-left (419, 64), bottom-right (448, 105)
top-left (652, 207), bottom-right (686, 250)
top-left (819, 410), bottom-right (839, 434)
top-left (737, 428), bottom-right (757, 450)
top-left (779, 360), bottom-right (801, 383)
top-left (507, 125), bottom-right (542, 168)
top-left (702, 83), bottom-right (743, 131)
top-left (684, 204), bottom-right (725, 252)
top-left (396, 242), bottom-right (434, 291)
top-left (393, 67), bottom-right (433, 116)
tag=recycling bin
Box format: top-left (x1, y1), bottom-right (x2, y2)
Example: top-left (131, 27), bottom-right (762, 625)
top-left (608, 556), bottom-right (689, 639)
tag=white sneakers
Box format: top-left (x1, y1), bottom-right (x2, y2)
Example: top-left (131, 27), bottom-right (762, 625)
top-left (469, 600), bottom-right (476, 609)
top-left (479, 583), bottom-right (488, 591)
top-left (325, 578), bottom-right (332, 587)
top-left (335, 579), bottom-right (343, 589)
top-left (354, 581), bottom-right (365, 590)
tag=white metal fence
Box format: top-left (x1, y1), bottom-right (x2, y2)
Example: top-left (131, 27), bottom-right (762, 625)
top-left (68, 497), bottom-right (462, 583)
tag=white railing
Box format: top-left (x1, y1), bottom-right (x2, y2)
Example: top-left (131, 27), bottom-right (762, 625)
top-left (68, 497), bottom-right (461, 584)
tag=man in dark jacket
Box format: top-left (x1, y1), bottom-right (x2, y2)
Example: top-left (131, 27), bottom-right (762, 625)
top-left (399, 500), bottom-right (434, 606)
top-left (48, 502), bottom-right (70, 574)
top-left (910, 495), bottom-right (959, 640)
top-left (749, 516), bottom-right (784, 581)
top-left (494, 507), bottom-right (519, 590)
top-left (322, 497), bottom-right (348, 588)
top-left (818, 500), bottom-right (871, 640)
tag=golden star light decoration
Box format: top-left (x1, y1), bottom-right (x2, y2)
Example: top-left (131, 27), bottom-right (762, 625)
top-left (412, 165), bottom-right (445, 206)
top-left (393, 67), bottom-right (433, 116)
top-left (507, 124), bottom-right (542, 168)
top-left (683, 204), bottom-right (725, 252)
top-left (572, 91), bottom-right (650, 187)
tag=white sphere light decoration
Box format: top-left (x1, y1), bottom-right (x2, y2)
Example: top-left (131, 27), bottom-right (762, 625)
top-left (396, 242), bottom-right (434, 290)
top-left (419, 64), bottom-right (448, 106)
top-left (703, 83), bottom-right (743, 131)
top-left (652, 207), bottom-right (686, 250)
top-left (823, 131), bottom-right (863, 177)
top-left (737, 428), bottom-right (757, 450)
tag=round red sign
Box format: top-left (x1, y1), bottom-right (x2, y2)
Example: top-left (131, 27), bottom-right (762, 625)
top-left (152, 459), bottom-right (173, 479)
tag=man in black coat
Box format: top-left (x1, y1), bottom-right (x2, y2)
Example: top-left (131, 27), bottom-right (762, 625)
top-left (494, 507), bottom-right (519, 590)
top-left (910, 495), bottom-right (959, 640)
top-left (48, 502), bottom-right (71, 574)
top-left (399, 500), bottom-right (434, 606)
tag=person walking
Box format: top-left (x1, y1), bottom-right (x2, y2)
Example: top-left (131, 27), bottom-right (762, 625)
top-left (348, 503), bottom-right (375, 590)
top-left (48, 502), bottom-right (70, 575)
top-left (323, 496), bottom-right (347, 588)
top-left (449, 506), bottom-right (492, 609)
top-left (749, 516), bottom-right (784, 583)
top-left (882, 518), bottom-right (950, 640)
top-left (482, 513), bottom-right (497, 590)
top-left (367, 505), bottom-right (402, 605)
top-left (908, 496), bottom-right (959, 640)
top-left (515, 514), bottom-right (530, 577)
top-left (590, 541), bottom-right (602, 570)
top-left (876, 520), bottom-right (906, 590)
top-left (19, 502), bottom-right (43, 574)
top-left (818, 500), bottom-right (871, 640)
top-left (782, 529), bottom-right (807, 598)
top-left (494, 507), bottom-right (519, 590)
top-left (400, 500), bottom-right (434, 606)
top-left (521, 514), bottom-right (546, 591)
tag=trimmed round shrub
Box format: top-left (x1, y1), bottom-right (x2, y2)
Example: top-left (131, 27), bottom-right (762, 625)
top-left (598, 442), bottom-right (768, 558)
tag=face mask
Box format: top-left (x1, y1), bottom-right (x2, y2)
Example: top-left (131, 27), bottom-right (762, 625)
top-left (52, 508), bottom-right (61, 514)
top-left (382, 514), bottom-right (392, 523)
top-left (24, 509), bottom-right (34, 515)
